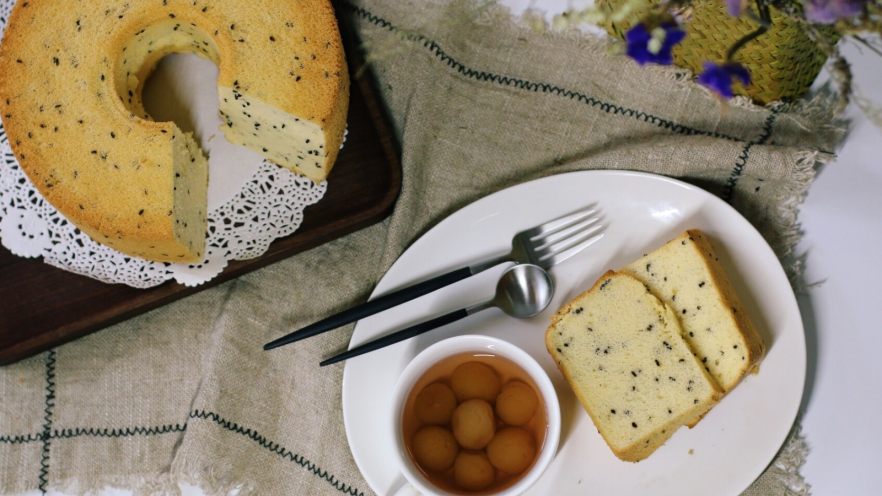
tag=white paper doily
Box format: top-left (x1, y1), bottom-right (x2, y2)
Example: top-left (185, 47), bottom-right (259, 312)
top-left (0, 2), bottom-right (336, 288)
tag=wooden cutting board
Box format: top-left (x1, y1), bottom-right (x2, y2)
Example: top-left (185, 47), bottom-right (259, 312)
top-left (0, 13), bottom-right (401, 365)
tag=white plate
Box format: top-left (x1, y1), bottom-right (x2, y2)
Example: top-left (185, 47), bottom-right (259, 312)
top-left (342, 170), bottom-right (805, 496)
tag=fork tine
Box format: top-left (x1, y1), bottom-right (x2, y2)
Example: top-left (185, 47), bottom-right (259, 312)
top-left (538, 228), bottom-right (605, 267)
top-left (522, 204), bottom-right (598, 240)
top-left (534, 220), bottom-right (604, 256)
top-left (531, 214), bottom-right (601, 251)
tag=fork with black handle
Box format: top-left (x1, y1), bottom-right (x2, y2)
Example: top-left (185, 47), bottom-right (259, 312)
top-left (263, 204), bottom-right (603, 351)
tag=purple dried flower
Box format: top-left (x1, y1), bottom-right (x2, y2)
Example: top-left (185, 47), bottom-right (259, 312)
top-left (804, 0), bottom-right (866, 24)
top-left (726, 0), bottom-right (746, 16)
top-left (697, 62), bottom-right (751, 98)
top-left (625, 21), bottom-right (686, 66)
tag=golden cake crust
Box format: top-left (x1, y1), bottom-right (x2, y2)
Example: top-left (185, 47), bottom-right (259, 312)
top-left (0, 0), bottom-right (349, 261)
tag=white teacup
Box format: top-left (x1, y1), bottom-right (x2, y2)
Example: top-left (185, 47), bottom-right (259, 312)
top-left (389, 335), bottom-right (561, 496)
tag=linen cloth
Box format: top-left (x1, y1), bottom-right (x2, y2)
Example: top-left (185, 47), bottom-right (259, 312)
top-left (0, 0), bottom-right (840, 494)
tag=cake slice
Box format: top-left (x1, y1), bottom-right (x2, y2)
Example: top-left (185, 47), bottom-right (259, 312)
top-left (621, 230), bottom-right (764, 392)
top-left (546, 271), bottom-right (722, 462)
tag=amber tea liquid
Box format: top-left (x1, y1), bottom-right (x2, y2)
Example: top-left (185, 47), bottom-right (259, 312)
top-left (402, 352), bottom-right (548, 495)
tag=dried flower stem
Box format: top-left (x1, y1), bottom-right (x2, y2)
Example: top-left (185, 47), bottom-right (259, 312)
top-left (726, 0), bottom-right (772, 61)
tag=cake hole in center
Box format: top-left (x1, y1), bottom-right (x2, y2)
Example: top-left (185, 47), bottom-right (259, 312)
top-left (142, 52), bottom-right (220, 149)
top-left (140, 52), bottom-right (265, 209)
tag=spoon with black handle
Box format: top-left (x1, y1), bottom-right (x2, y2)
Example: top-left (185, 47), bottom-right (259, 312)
top-left (319, 263), bottom-right (554, 366)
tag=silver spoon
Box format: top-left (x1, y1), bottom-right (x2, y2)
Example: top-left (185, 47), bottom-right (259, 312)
top-left (320, 264), bottom-right (554, 366)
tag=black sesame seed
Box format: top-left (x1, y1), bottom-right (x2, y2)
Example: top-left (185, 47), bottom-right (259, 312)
top-left (632, 422), bottom-right (638, 428)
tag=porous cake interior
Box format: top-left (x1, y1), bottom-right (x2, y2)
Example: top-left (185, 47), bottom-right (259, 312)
top-left (623, 232), bottom-right (762, 391)
top-left (218, 86), bottom-right (329, 180)
top-left (547, 272), bottom-right (720, 461)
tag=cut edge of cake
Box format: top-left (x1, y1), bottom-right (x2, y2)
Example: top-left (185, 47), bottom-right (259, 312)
top-left (622, 229), bottom-right (765, 392)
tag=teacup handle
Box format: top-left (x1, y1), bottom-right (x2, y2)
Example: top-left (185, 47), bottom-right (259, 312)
top-left (390, 475), bottom-right (422, 496)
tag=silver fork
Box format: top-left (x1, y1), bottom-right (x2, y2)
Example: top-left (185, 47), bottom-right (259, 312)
top-left (263, 204), bottom-right (604, 350)
top-left (470, 204), bottom-right (603, 274)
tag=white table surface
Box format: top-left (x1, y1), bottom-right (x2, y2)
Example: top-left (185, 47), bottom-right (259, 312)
top-left (37, 2), bottom-right (882, 495)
